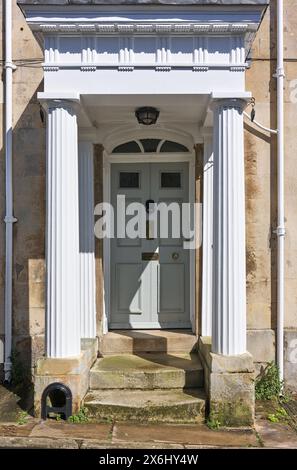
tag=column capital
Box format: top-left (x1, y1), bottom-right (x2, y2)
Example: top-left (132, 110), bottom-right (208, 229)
top-left (210, 92), bottom-right (252, 113)
top-left (38, 92), bottom-right (80, 114)
top-left (40, 99), bottom-right (80, 115)
top-left (210, 98), bottom-right (249, 113)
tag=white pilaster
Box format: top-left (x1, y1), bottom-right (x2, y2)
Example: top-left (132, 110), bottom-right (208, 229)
top-left (201, 131), bottom-right (213, 337)
top-left (46, 100), bottom-right (80, 357)
top-left (78, 141), bottom-right (97, 339)
top-left (212, 98), bottom-right (247, 356)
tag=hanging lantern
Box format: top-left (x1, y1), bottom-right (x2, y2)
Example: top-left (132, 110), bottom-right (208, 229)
top-left (135, 107), bottom-right (160, 125)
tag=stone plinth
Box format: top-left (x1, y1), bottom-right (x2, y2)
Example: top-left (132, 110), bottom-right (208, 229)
top-left (34, 339), bottom-right (97, 417)
top-left (199, 337), bottom-right (255, 427)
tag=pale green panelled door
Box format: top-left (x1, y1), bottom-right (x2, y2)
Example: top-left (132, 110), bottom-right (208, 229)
top-left (110, 162), bottom-right (190, 329)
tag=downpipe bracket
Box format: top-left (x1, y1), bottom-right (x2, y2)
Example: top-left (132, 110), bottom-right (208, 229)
top-left (273, 67), bottom-right (285, 79)
top-left (4, 62), bottom-right (17, 71)
top-left (4, 216), bottom-right (17, 224)
top-left (273, 226), bottom-right (286, 237)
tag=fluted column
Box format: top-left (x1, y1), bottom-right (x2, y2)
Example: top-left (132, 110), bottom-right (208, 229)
top-left (45, 100), bottom-right (80, 357)
top-left (201, 131), bottom-right (213, 337)
top-left (212, 98), bottom-right (247, 356)
top-left (78, 141), bottom-right (96, 339)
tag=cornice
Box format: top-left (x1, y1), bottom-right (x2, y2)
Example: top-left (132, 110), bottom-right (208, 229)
top-left (37, 22), bottom-right (256, 34)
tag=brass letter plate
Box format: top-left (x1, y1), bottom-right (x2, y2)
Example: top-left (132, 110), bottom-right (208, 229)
top-left (142, 252), bottom-right (159, 261)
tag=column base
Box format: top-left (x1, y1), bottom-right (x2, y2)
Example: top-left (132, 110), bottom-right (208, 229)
top-left (199, 337), bottom-right (255, 427)
top-left (34, 338), bottom-right (97, 417)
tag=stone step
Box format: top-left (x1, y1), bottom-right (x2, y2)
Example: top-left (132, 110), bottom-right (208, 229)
top-left (84, 388), bottom-right (206, 424)
top-left (89, 353), bottom-right (204, 390)
top-left (100, 330), bottom-right (197, 355)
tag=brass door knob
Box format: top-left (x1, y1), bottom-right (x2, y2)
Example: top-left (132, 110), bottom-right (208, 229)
top-left (172, 252), bottom-right (179, 260)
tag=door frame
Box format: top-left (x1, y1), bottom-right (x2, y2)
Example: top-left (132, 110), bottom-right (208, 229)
top-left (102, 150), bottom-right (196, 334)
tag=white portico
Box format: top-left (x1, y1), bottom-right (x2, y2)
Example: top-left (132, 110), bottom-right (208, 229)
top-left (19, 0), bottom-right (267, 423)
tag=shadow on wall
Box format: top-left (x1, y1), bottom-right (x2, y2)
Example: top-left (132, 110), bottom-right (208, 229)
top-left (10, 80), bottom-right (45, 384)
top-left (0, 76), bottom-right (47, 415)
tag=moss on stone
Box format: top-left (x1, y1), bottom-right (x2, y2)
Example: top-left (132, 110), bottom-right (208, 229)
top-left (209, 400), bottom-right (254, 427)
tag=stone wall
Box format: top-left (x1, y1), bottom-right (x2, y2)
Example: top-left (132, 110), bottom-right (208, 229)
top-left (245, 1), bottom-right (297, 385)
top-left (0, 1), bottom-right (297, 385)
top-left (0, 0), bottom-right (45, 379)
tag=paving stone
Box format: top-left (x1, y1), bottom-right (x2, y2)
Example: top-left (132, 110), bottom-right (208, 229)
top-left (255, 419), bottom-right (297, 448)
top-left (0, 423), bottom-right (36, 437)
top-left (29, 421), bottom-right (112, 440)
top-left (0, 437), bottom-right (79, 449)
top-left (81, 439), bottom-right (184, 449)
top-left (113, 423), bottom-right (259, 447)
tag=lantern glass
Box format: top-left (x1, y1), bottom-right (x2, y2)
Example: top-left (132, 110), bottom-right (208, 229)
top-left (135, 107), bottom-right (160, 125)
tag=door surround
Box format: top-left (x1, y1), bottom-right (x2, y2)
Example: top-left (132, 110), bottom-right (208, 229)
top-left (102, 143), bottom-right (196, 335)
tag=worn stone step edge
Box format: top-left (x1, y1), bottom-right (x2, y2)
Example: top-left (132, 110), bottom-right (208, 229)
top-left (101, 341), bottom-right (198, 354)
top-left (100, 333), bottom-right (198, 354)
top-left (90, 368), bottom-right (204, 389)
top-left (83, 389), bottom-right (206, 424)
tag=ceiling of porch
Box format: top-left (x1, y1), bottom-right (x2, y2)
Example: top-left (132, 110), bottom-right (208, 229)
top-left (79, 93), bottom-right (210, 142)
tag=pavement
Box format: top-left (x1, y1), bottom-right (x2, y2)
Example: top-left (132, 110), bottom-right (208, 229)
top-left (0, 385), bottom-right (296, 449)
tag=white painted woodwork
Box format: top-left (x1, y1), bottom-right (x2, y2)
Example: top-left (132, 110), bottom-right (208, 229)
top-left (46, 101), bottom-right (80, 357)
top-left (20, 3), bottom-right (266, 95)
top-left (45, 69), bottom-right (245, 96)
top-left (102, 151), bottom-right (196, 333)
top-left (78, 141), bottom-right (96, 339)
top-left (201, 133), bottom-right (214, 338)
top-left (110, 162), bottom-right (191, 329)
top-left (19, 0), bottom-right (265, 343)
top-left (44, 35), bottom-right (245, 70)
top-left (212, 98), bottom-right (247, 356)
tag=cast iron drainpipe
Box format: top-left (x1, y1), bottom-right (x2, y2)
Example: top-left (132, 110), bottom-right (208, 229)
top-left (244, 0), bottom-right (285, 386)
top-left (4, 0), bottom-right (17, 382)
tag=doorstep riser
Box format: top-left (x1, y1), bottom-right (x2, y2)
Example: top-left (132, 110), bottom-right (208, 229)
top-left (100, 339), bottom-right (197, 355)
top-left (84, 402), bottom-right (205, 424)
top-left (90, 370), bottom-right (204, 390)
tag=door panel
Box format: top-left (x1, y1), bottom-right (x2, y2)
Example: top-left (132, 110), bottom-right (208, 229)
top-left (116, 263), bottom-right (142, 314)
top-left (117, 197), bottom-right (142, 247)
top-left (151, 162), bottom-right (190, 327)
top-left (158, 263), bottom-right (185, 313)
top-left (110, 161), bottom-right (191, 329)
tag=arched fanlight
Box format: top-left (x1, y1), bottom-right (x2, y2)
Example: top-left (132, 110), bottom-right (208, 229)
top-left (135, 107), bottom-right (160, 125)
